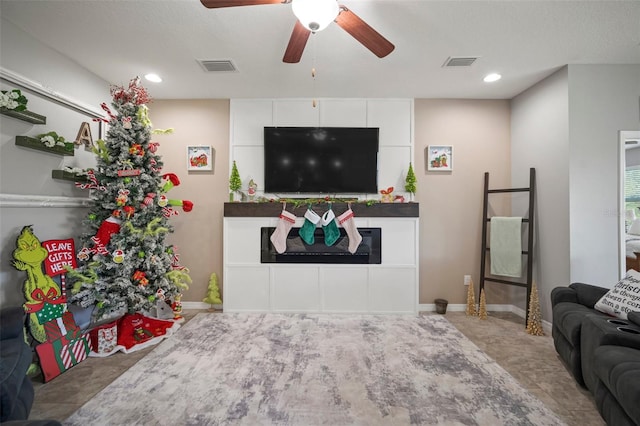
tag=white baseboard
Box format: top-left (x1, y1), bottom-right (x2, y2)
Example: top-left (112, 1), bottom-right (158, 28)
top-left (183, 301), bottom-right (222, 310)
top-left (184, 302), bottom-right (553, 334)
top-left (417, 303), bottom-right (514, 313)
top-left (417, 303), bottom-right (553, 335)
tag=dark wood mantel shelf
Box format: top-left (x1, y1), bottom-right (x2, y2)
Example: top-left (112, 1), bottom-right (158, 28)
top-left (224, 202), bottom-right (419, 218)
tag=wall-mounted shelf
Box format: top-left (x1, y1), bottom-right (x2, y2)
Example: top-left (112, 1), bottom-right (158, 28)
top-left (15, 136), bottom-right (74, 156)
top-left (51, 170), bottom-right (88, 183)
top-left (0, 107), bottom-right (46, 125)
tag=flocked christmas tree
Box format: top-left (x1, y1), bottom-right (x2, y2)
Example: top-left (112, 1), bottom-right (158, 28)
top-left (526, 281), bottom-right (545, 336)
top-left (68, 77), bottom-right (192, 321)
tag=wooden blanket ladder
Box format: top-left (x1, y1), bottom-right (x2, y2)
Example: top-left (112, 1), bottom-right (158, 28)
top-left (479, 167), bottom-right (536, 325)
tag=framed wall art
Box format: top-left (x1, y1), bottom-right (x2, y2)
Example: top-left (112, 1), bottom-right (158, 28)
top-left (426, 145), bottom-right (453, 172)
top-left (187, 145), bottom-right (214, 171)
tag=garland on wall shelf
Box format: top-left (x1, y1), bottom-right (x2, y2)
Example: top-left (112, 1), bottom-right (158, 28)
top-left (0, 89), bottom-right (28, 110)
top-left (15, 135), bottom-right (74, 156)
top-left (0, 88), bottom-right (47, 124)
top-left (51, 168), bottom-right (90, 183)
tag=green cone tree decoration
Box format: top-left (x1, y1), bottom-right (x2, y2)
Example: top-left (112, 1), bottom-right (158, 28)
top-left (404, 162), bottom-right (416, 201)
top-left (203, 272), bottom-right (222, 306)
top-left (229, 160), bottom-right (241, 201)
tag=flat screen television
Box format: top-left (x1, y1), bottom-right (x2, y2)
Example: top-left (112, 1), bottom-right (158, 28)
top-left (264, 127), bottom-right (379, 194)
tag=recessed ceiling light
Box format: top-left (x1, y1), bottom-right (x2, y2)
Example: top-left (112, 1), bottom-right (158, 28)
top-left (483, 73), bottom-right (502, 83)
top-left (145, 73), bottom-right (162, 83)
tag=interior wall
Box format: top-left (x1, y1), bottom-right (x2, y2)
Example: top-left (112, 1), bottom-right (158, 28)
top-left (568, 64), bottom-right (640, 285)
top-left (414, 99), bottom-right (511, 306)
top-left (511, 67), bottom-right (570, 322)
top-left (147, 100), bottom-right (230, 303)
top-left (0, 19), bottom-right (108, 309)
top-left (511, 64), bottom-right (640, 322)
top-left (151, 99), bottom-right (513, 308)
top-left (0, 18), bottom-right (107, 108)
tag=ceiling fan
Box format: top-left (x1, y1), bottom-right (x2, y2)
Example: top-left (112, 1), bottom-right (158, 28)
top-left (200, 0), bottom-right (395, 63)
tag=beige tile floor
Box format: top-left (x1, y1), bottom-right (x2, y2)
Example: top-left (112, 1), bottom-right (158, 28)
top-left (27, 310), bottom-right (605, 425)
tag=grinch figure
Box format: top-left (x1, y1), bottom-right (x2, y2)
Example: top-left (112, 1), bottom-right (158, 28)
top-left (12, 226), bottom-right (65, 343)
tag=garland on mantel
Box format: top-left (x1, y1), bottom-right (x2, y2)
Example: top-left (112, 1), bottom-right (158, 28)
top-left (250, 196), bottom-right (379, 208)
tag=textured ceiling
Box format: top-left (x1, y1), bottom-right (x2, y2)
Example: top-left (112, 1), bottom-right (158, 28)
top-left (1, 0), bottom-right (639, 100)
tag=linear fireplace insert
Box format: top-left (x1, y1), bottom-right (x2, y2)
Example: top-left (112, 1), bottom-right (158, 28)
top-left (261, 227), bottom-right (381, 264)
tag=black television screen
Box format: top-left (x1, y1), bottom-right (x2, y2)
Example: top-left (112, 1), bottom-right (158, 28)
top-left (264, 127), bottom-right (379, 194)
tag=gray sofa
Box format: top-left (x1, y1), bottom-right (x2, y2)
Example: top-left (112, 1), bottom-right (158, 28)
top-left (0, 307), bottom-right (34, 422)
top-left (0, 307), bottom-right (62, 426)
top-left (551, 283), bottom-right (640, 426)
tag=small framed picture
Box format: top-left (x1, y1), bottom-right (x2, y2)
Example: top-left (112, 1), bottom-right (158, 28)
top-left (186, 145), bottom-right (214, 171)
top-left (426, 145), bottom-right (453, 172)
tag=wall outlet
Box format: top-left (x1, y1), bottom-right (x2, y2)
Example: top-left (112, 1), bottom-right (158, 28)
top-left (464, 275), bottom-right (471, 286)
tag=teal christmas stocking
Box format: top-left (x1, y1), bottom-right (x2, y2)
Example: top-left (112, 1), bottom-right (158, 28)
top-left (321, 208), bottom-right (340, 246)
top-left (299, 208), bottom-right (320, 245)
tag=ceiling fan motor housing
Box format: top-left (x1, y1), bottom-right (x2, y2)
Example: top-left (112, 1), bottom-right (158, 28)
top-left (291, 0), bottom-right (339, 32)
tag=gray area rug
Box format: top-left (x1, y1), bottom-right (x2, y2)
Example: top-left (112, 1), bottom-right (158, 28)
top-left (65, 313), bottom-right (564, 425)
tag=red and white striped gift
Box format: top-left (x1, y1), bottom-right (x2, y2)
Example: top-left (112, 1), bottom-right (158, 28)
top-left (59, 336), bottom-right (90, 368)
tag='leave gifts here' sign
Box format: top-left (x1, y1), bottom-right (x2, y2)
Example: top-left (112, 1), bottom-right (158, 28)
top-left (43, 239), bottom-right (77, 276)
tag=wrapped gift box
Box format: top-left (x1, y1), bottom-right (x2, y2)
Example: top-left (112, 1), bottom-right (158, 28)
top-left (44, 311), bottom-right (81, 342)
top-left (36, 334), bottom-right (92, 382)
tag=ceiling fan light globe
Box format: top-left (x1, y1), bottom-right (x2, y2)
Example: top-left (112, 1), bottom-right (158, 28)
top-left (292, 0), bottom-right (339, 32)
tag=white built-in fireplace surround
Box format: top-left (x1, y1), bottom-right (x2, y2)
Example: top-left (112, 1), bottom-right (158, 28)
top-left (223, 203), bottom-right (419, 314)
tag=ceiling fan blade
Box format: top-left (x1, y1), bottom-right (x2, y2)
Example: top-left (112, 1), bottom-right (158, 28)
top-left (335, 6), bottom-right (395, 58)
top-left (283, 21), bottom-right (311, 63)
top-left (200, 0), bottom-right (285, 9)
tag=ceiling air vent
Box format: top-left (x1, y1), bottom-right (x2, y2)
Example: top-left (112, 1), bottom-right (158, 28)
top-left (442, 56), bottom-right (479, 67)
top-left (198, 59), bottom-right (237, 72)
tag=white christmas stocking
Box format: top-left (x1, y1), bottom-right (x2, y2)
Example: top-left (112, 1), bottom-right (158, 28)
top-left (270, 209), bottom-right (297, 253)
top-left (338, 208), bottom-right (362, 254)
